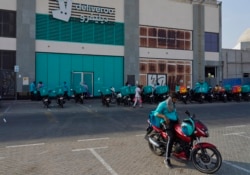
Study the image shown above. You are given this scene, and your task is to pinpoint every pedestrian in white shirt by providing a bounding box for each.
[133,84,142,108]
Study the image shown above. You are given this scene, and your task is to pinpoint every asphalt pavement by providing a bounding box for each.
[0,98,250,175]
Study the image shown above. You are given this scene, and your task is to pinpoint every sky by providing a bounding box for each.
[221,0,250,49]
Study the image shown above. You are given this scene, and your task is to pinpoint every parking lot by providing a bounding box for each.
[0,99,250,175]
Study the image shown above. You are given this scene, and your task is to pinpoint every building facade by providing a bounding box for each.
[0,0,222,99]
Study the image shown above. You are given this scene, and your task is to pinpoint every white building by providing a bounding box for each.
[0,0,222,99]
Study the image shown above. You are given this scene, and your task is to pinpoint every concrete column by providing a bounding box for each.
[218,2,223,83]
[192,4,205,87]
[124,0,139,85]
[16,0,36,93]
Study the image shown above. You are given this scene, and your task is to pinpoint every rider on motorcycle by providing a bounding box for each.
[153,93,178,168]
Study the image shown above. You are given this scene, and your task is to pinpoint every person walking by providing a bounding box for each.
[133,84,142,108]
[29,81,36,101]
[36,81,44,100]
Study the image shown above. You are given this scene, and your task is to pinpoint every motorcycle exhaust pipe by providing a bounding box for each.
[148,137,160,147]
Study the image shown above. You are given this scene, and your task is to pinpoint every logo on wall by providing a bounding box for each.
[147,74,167,87]
[52,0,72,22]
[49,0,116,24]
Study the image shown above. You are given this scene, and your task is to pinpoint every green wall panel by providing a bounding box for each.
[59,55,71,86]
[36,14,48,40]
[105,25,115,44]
[36,53,48,86]
[61,22,72,42]
[94,24,105,43]
[36,14,124,46]
[93,56,105,95]
[103,57,114,85]
[48,54,60,88]
[48,18,60,41]
[83,23,94,43]
[83,55,94,71]
[71,55,83,72]
[72,21,83,42]
[113,57,124,89]
[36,53,124,96]
[115,23,124,45]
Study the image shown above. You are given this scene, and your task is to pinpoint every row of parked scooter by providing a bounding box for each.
[175,82,249,104]
[98,85,170,107]
[36,86,88,108]
[37,81,250,108]
[98,81,250,107]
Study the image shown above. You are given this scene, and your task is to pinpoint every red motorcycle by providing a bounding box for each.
[146,110,222,174]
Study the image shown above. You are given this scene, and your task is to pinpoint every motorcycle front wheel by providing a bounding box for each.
[191,146,222,174]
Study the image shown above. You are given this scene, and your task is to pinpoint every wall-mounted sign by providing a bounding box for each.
[147,74,167,87]
[49,0,116,24]
[23,77,29,85]
[14,65,19,73]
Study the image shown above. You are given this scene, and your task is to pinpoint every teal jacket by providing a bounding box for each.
[153,100,178,124]
[29,82,36,92]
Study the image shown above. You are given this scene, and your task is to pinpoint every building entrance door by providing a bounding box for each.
[72,72,93,96]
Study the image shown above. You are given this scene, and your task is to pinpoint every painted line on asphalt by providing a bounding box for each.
[77,137,109,142]
[225,125,246,128]
[37,150,48,155]
[223,132,245,136]
[72,146,108,152]
[0,104,12,122]
[6,143,45,148]
[72,146,118,175]
[44,111,58,123]
[89,148,118,175]
[135,134,145,137]
[236,134,250,139]
[3,106,11,113]
[223,132,250,139]
[223,160,250,174]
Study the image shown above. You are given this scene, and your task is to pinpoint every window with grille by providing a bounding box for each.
[205,32,219,52]
[0,50,16,70]
[140,26,192,50]
[0,10,16,37]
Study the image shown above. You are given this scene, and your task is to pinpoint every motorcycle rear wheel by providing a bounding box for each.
[148,132,165,156]
[191,146,222,174]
